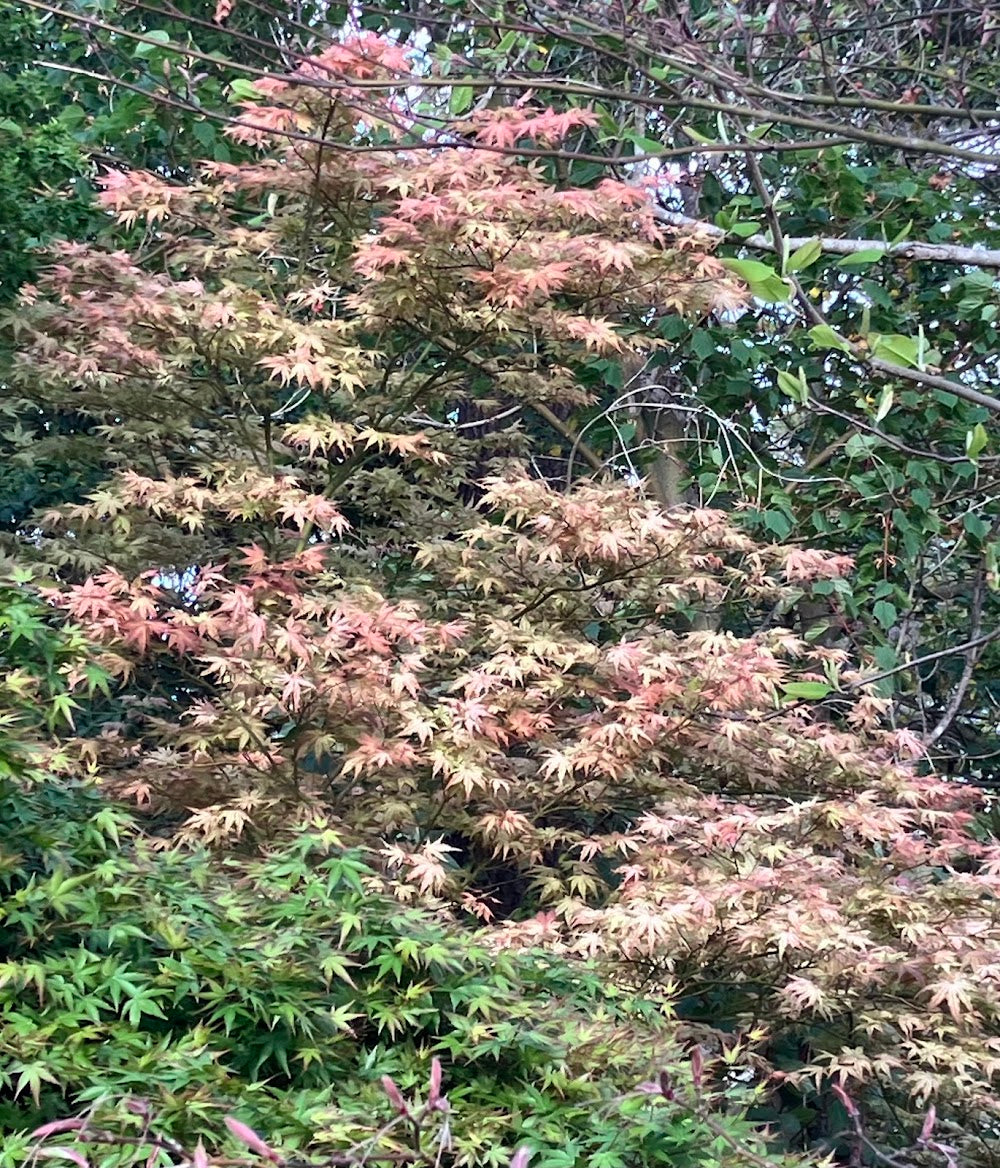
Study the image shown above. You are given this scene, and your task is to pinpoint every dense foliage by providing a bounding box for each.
[3,3,1000,1168]
[2,787,732,1168]
[1,586,773,1168]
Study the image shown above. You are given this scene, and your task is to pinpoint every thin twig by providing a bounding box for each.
[924,565,988,747]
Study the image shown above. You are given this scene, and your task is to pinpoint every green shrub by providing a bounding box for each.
[0,774,773,1168]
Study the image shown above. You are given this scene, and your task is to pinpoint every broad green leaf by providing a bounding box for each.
[449,85,474,114]
[776,368,808,404]
[837,248,885,268]
[808,324,852,353]
[786,239,823,272]
[780,681,832,700]
[134,28,172,57]
[763,509,793,539]
[872,600,897,630]
[630,136,666,154]
[193,120,217,149]
[681,124,716,145]
[845,433,878,458]
[874,387,894,422]
[871,644,900,695]
[722,258,791,303]
[691,329,716,359]
[230,78,260,100]
[723,258,779,284]
[870,333,921,367]
[966,422,989,462]
[986,542,1000,590]
[964,512,989,540]
[889,219,913,245]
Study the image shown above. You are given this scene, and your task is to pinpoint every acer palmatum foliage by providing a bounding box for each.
[10,31,1000,1162]
[8,32,740,576]
[47,468,1000,1150]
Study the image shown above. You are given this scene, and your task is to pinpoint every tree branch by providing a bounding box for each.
[657,210,1000,272]
[848,628,1000,692]
[923,567,987,748]
[663,194,1000,415]
[531,401,604,473]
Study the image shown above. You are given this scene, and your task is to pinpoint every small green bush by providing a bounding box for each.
[1,773,768,1168]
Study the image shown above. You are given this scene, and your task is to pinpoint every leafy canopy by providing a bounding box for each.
[4,16,1000,1168]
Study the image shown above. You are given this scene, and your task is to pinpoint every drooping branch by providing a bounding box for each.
[865,357,1000,415]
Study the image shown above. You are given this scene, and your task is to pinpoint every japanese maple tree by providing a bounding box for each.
[8,30,1000,1168]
